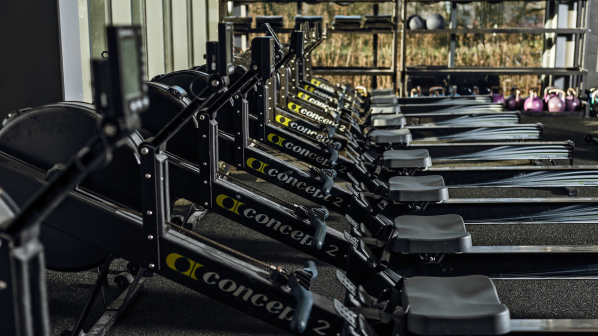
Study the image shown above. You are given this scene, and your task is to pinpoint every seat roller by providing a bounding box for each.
[382,149,432,169]
[393,214,471,253]
[402,275,511,335]
[387,175,448,202]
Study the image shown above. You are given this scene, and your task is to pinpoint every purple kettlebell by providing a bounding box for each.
[490,86,505,103]
[546,88,566,112]
[565,88,580,111]
[524,88,543,112]
[506,89,522,110]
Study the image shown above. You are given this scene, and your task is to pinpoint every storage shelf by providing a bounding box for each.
[329,28,396,34]
[405,28,587,35]
[405,66,588,76]
[312,67,394,76]
[407,0,586,2]
[227,0,394,2]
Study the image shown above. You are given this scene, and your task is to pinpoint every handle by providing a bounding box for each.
[327,142,340,167]
[356,86,368,97]
[318,168,338,196]
[548,88,566,98]
[307,207,328,250]
[410,88,419,97]
[288,261,318,333]
[567,88,577,97]
[322,124,336,139]
[429,86,445,96]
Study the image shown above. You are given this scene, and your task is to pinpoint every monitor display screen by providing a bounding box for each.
[119,37,141,98]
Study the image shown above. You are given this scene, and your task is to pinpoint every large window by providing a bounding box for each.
[76,0,216,102]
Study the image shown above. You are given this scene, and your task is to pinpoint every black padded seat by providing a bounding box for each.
[370,104,401,114]
[382,149,432,169]
[388,175,448,202]
[369,129,412,144]
[371,114,406,127]
[371,95,398,105]
[402,275,511,335]
[370,88,395,96]
[393,214,471,253]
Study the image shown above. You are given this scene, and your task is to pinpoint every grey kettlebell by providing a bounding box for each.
[408,15,426,30]
[426,13,445,30]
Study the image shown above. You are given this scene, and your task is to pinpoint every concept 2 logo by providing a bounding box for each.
[165,252,332,335]
[274,115,332,144]
[264,133,349,175]
[297,92,333,111]
[245,157,344,208]
[214,193,341,257]
[286,102,346,132]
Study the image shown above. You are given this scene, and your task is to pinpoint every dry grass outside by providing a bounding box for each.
[245,1,548,92]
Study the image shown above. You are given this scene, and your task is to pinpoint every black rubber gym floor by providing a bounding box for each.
[47,116,598,335]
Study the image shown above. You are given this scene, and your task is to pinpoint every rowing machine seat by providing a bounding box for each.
[369,129,412,145]
[369,88,395,96]
[393,214,471,253]
[382,149,431,169]
[402,275,511,335]
[371,95,398,105]
[370,114,406,127]
[370,104,401,114]
[388,175,448,202]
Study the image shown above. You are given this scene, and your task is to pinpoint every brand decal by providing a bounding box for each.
[274,115,333,144]
[165,252,332,335]
[245,157,344,208]
[215,193,341,258]
[286,102,346,132]
[216,194,243,215]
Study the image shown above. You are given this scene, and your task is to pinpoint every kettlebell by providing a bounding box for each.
[425,13,445,30]
[472,86,479,95]
[565,88,580,111]
[490,86,505,104]
[546,88,566,112]
[543,86,558,105]
[408,15,426,30]
[524,88,543,112]
[429,86,445,97]
[410,87,420,97]
[505,88,523,110]
[451,85,460,97]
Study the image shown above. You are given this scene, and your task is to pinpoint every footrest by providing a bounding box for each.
[388,175,448,202]
[371,114,406,127]
[393,214,471,253]
[370,104,401,114]
[382,149,431,169]
[369,88,395,96]
[402,275,511,335]
[371,95,398,105]
[369,129,412,145]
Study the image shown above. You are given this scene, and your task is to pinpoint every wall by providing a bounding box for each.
[0,0,219,120]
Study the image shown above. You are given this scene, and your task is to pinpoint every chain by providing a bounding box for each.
[167,152,309,214]
[252,141,312,169]
[216,169,308,215]
[101,201,277,271]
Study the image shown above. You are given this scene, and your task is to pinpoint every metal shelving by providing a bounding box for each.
[399,0,591,96]
[405,28,587,34]
[223,0,400,89]
[405,66,588,76]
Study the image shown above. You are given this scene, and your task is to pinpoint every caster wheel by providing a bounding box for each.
[127,262,140,274]
[183,222,196,230]
[60,328,73,336]
[114,272,134,289]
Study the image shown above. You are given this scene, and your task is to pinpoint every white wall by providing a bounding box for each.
[61,0,218,101]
